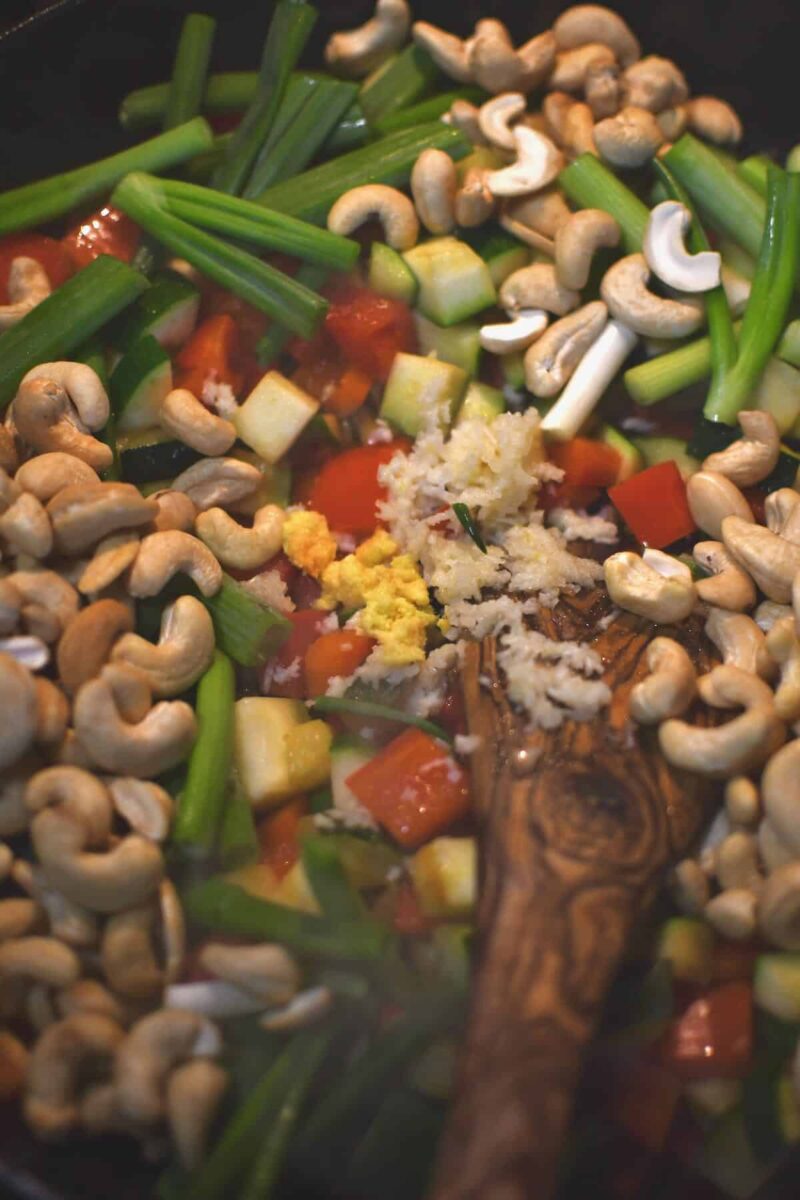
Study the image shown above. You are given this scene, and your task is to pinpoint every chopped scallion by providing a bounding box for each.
[452,502,487,554]
[311,696,453,745]
[164,13,217,131]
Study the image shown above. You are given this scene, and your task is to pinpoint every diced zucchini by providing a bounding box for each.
[284,719,333,793]
[655,917,714,986]
[414,314,482,377]
[234,370,319,464]
[269,859,321,914]
[322,831,401,890]
[227,448,292,514]
[409,1039,458,1100]
[632,435,700,482]
[380,351,468,436]
[463,225,530,287]
[755,357,800,435]
[403,237,496,326]
[693,1110,774,1200]
[114,271,200,352]
[331,736,376,826]
[118,427,201,484]
[743,1065,800,1162]
[234,696,308,810]
[409,837,477,918]
[598,423,643,482]
[110,335,172,433]
[755,954,800,1021]
[501,351,526,391]
[369,242,418,304]
[456,381,505,425]
[224,861,278,903]
[684,1078,742,1120]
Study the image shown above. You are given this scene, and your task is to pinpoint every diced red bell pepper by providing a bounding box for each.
[549,437,623,488]
[175,313,244,397]
[258,798,307,879]
[308,441,411,536]
[392,880,434,936]
[606,1052,683,1153]
[62,205,140,269]
[347,728,470,849]
[660,981,753,1080]
[608,460,696,549]
[538,482,601,513]
[324,284,416,381]
[304,629,375,697]
[0,233,73,303]
[262,609,333,699]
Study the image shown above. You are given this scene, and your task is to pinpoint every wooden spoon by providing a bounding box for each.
[431,587,717,1200]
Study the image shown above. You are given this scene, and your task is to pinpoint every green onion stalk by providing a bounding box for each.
[164,13,217,130]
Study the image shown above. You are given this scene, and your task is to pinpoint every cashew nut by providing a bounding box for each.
[671,858,711,915]
[539,318,638,441]
[702,411,780,488]
[550,43,616,93]
[259,985,333,1031]
[77,531,141,595]
[0,898,44,941]
[759,863,800,950]
[659,664,785,778]
[722,515,800,603]
[643,201,722,294]
[705,889,758,941]
[152,489,198,534]
[759,817,797,873]
[716,830,763,891]
[56,979,127,1024]
[22,362,109,430]
[0,758,40,837]
[410,147,459,236]
[14,451,99,502]
[195,503,284,573]
[48,482,156,556]
[594,106,664,168]
[686,96,743,146]
[172,456,262,511]
[412,22,473,83]
[487,127,564,198]
[467,20,525,94]
[755,600,793,633]
[686,471,754,539]
[114,1009,221,1125]
[555,209,620,290]
[500,261,580,317]
[515,31,558,93]
[761,739,800,859]
[166,1058,228,1172]
[629,636,696,723]
[766,616,800,721]
[693,541,756,611]
[15,861,98,949]
[0,578,21,635]
[127,530,222,599]
[324,0,410,78]
[503,189,572,242]
[479,309,548,355]
[0,1030,29,1102]
[552,6,640,68]
[0,257,51,329]
[444,98,488,145]
[328,184,419,251]
[765,489,800,546]
[704,607,774,680]
[0,936,80,990]
[34,677,69,747]
[0,653,37,771]
[101,902,163,999]
[600,253,703,338]
[523,300,607,397]
[584,61,623,119]
[111,594,215,697]
[109,778,173,842]
[13,376,111,471]
[0,492,52,558]
[24,1013,124,1139]
[623,55,689,112]
[0,425,17,475]
[657,104,689,142]
[478,92,527,151]
[73,662,197,779]
[9,571,79,647]
[56,598,134,695]
[159,388,236,457]
[199,941,301,1006]
[454,167,496,228]
[604,550,696,624]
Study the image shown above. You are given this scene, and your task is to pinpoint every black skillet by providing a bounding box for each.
[0,1,798,1196]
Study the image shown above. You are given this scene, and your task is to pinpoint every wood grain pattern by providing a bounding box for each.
[432,589,717,1200]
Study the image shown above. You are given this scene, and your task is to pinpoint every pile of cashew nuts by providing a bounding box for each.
[0,358,320,1165]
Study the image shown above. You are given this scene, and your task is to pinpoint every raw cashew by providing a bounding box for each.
[468,20,525,93]
[693,541,756,611]
[705,889,758,941]
[16,862,98,948]
[560,102,598,157]
[34,677,69,746]
[454,168,496,228]
[478,92,526,151]
[327,184,419,251]
[600,253,703,338]
[195,503,284,571]
[629,636,696,723]
[151,489,197,534]
[47,482,157,555]
[0,652,37,771]
[623,55,689,112]
[765,489,800,546]
[14,451,99,502]
[0,578,21,635]
[0,492,52,558]
[702,411,780,487]
[500,262,580,317]
[584,61,623,119]
[487,126,564,198]
[160,388,236,456]
[24,1013,124,1139]
[111,595,215,697]
[56,598,134,694]
[643,201,722,294]
[128,530,222,598]
[704,607,774,680]
[716,831,762,891]
[0,257,51,329]
[550,43,616,93]
[766,616,800,721]
[0,425,17,475]
[412,22,473,83]
[25,766,113,846]
[594,106,664,168]
[759,863,800,950]
[22,362,109,430]
[657,104,689,142]
[554,209,620,290]
[444,99,488,146]
[0,759,40,837]
[523,300,607,397]
[722,515,800,603]
[686,471,754,539]
[166,1058,229,1172]
[77,531,141,595]
[604,550,695,624]
[552,6,640,67]
[754,600,793,633]
[687,96,743,145]
[0,898,44,941]
[324,0,410,78]
[56,980,127,1024]
[761,740,800,858]
[13,375,111,471]
[109,778,173,842]
[101,902,163,998]
[672,858,711,915]
[0,1030,28,1101]
[199,941,301,1005]
[114,1009,222,1125]
[0,937,80,990]
[172,456,262,511]
[9,571,79,646]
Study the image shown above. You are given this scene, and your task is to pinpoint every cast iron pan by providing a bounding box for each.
[0,2,798,1197]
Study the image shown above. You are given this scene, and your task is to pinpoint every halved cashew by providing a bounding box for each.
[702,411,780,488]
[629,636,696,724]
[555,209,620,290]
[524,301,607,398]
[199,942,301,1006]
[56,979,127,1024]
[550,42,616,93]
[479,309,548,355]
[129,531,222,600]
[0,898,44,941]
[0,653,37,771]
[705,889,758,941]
[47,482,157,555]
[14,451,99,502]
[704,608,774,680]
[722,515,800,603]
[78,532,141,595]
[759,863,800,950]
[539,318,637,441]
[324,0,410,78]
[657,104,689,142]
[114,1009,222,1125]
[172,456,262,511]
[500,188,571,252]
[160,389,236,457]
[766,617,800,721]
[500,262,580,317]
[25,766,113,846]
[686,471,754,539]
[444,99,488,146]
[101,902,163,998]
[412,22,473,83]
[56,599,134,695]
[167,1059,229,1172]
[623,55,688,112]
[600,253,703,338]
[152,489,198,534]
[552,5,640,67]
[109,778,173,842]
[659,665,785,778]
[604,550,695,624]
[454,167,496,228]
[328,184,419,251]
[686,96,743,146]
[725,776,761,827]
[0,257,51,329]
[410,148,458,235]
[25,1013,124,1139]
[487,127,564,198]
[594,106,664,168]
[478,92,527,150]
[0,937,80,990]
[643,201,722,294]
[15,862,98,949]
[12,377,111,471]
[34,678,69,747]
[765,489,800,546]
[693,541,756,611]
[584,61,623,119]
[111,595,215,697]
[0,492,52,558]
[195,503,284,571]
[22,362,109,431]
[74,662,197,779]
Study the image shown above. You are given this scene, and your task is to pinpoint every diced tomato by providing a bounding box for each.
[258,799,306,879]
[549,437,623,489]
[606,1052,682,1153]
[62,205,140,268]
[710,938,759,984]
[309,441,411,535]
[263,609,333,698]
[608,461,696,549]
[660,982,753,1080]
[201,287,268,362]
[347,728,470,849]
[304,629,375,697]
[175,313,244,397]
[392,880,434,936]
[325,284,416,381]
[538,481,601,514]
[327,366,373,417]
[0,233,73,303]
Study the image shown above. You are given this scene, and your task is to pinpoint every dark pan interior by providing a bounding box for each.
[1,1,799,1196]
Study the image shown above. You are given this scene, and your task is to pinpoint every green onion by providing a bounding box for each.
[201,574,291,668]
[0,256,147,411]
[359,45,440,124]
[164,14,216,130]
[172,650,235,857]
[212,0,317,196]
[777,319,800,369]
[738,155,770,197]
[120,71,258,129]
[664,134,766,259]
[788,145,800,173]
[321,101,371,155]
[112,173,328,338]
[0,118,213,238]
[155,177,358,270]
[311,696,453,744]
[184,878,391,960]
[254,122,471,224]
[452,502,487,554]
[73,335,109,389]
[624,331,723,406]
[559,153,650,252]
[243,73,321,177]
[219,782,260,870]
[301,836,367,924]
[257,264,329,365]
[374,87,485,135]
